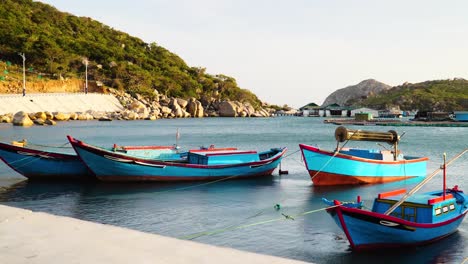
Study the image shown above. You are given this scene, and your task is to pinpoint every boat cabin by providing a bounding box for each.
[113,145,181,160]
[372,189,460,224]
[339,148,403,161]
[187,150,260,165]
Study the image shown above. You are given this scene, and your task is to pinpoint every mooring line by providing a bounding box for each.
[282,149,300,159]
[28,142,72,149]
[179,204,342,240]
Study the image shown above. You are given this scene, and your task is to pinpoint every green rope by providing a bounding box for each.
[282,149,300,159]
[179,204,342,240]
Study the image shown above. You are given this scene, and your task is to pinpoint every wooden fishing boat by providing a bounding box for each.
[0,140,183,181]
[299,126,428,185]
[323,151,468,250]
[67,136,287,182]
[0,141,94,180]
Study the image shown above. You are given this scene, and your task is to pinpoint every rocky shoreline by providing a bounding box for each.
[0,88,296,126]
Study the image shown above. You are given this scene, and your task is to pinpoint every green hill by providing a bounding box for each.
[354,79,468,111]
[0,0,262,108]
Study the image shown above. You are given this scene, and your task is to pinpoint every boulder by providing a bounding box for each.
[170,99,184,118]
[182,109,191,118]
[35,112,47,120]
[28,113,37,121]
[218,101,238,117]
[187,98,204,118]
[176,98,188,108]
[1,113,12,123]
[159,96,170,106]
[54,112,70,121]
[233,101,245,116]
[69,113,78,120]
[129,100,146,111]
[89,111,106,120]
[78,112,95,120]
[151,101,161,110]
[122,110,138,120]
[33,118,45,125]
[13,111,34,126]
[45,119,57,125]
[161,106,172,115]
[45,112,54,120]
[98,116,112,121]
[150,108,161,118]
[243,103,255,117]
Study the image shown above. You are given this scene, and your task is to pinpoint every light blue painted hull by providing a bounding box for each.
[299,144,428,185]
[0,142,92,180]
[69,137,286,182]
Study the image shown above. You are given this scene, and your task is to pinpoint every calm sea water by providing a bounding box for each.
[0,117,467,264]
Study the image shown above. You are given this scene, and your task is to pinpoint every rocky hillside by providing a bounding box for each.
[0,0,264,109]
[359,79,468,111]
[322,79,391,106]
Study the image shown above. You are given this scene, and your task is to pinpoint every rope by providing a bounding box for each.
[309,130,359,180]
[384,148,468,215]
[3,142,71,170]
[282,149,300,159]
[27,142,72,149]
[179,204,342,240]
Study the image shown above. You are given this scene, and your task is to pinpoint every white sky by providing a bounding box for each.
[38,0,468,108]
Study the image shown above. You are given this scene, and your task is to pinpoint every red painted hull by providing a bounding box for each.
[309,171,417,186]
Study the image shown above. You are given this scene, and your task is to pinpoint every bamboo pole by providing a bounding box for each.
[384,148,468,215]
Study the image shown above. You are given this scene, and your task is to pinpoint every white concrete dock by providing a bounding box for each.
[0,205,308,264]
[0,93,123,115]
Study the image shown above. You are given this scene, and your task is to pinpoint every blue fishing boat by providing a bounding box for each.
[67,136,287,182]
[299,126,428,185]
[0,140,183,181]
[323,151,468,250]
[0,141,93,180]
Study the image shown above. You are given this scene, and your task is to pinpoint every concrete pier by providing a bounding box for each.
[0,205,307,264]
[0,93,123,115]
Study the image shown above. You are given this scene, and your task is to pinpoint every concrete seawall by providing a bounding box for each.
[0,93,123,115]
[0,205,307,264]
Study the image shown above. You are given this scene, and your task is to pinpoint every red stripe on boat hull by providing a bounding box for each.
[96,169,276,182]
[309,170,416,186]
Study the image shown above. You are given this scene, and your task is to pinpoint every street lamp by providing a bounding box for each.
[82,58,88,94]
[18,52,26,96]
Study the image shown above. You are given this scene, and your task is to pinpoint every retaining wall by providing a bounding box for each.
[0,93,123,115]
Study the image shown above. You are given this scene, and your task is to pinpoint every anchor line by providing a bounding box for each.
[179,204,343,240]
[310,130,357,180]
[27,142,72,149]
[282,149,300,159]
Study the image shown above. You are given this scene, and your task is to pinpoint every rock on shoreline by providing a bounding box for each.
[0,88,285,126]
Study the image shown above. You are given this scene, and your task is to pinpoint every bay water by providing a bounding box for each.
[0,117,466,263]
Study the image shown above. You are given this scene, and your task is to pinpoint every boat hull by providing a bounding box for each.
[0,142,93,180]
[69,137,286,182]
[299,144,428,186]
[328,205,467,250]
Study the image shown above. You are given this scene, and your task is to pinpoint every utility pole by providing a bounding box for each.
[83,58,89,94]
[18,53,26,96]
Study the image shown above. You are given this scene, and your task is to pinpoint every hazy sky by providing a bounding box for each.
[38,0,468,108]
